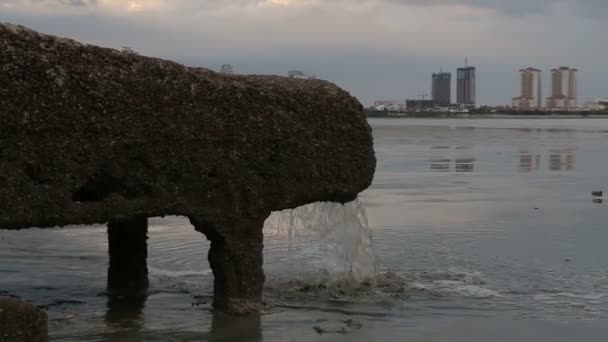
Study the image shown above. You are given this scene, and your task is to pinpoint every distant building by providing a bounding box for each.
[220,64,234,74]
[457,65,476,107]
[406,99,436,110]
[512,67,542,109]
[432,71,451,107]
[584,98,608,110]
[373,100,404,112]
[546,67,578,109]
[288,70,316,80]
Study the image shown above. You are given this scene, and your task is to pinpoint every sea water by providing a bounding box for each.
[2,118,608,341]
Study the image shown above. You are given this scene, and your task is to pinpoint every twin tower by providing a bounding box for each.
[512,67,578,110]
[432,65,476,108]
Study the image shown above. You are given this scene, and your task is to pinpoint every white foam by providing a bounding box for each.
[408,269,500,298]
[455,285,501,298]
[555,292,605,301]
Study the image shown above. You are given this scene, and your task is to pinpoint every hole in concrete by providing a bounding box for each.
[72,171,145,202]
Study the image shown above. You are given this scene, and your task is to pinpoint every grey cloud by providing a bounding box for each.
[387,0,608,16]
[30,0,97,6]
[8,0,608,17]
[1,0,607,105]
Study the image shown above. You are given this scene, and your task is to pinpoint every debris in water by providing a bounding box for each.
[342,319,363,330]
[313,320,356,335]
[313,326,324,334]
[592,191,603,197]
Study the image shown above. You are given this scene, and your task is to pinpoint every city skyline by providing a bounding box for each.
[2,1,607,106]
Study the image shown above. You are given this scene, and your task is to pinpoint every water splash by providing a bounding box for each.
[263,200,377,283]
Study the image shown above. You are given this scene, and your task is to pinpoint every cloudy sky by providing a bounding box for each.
[1,0,606,105]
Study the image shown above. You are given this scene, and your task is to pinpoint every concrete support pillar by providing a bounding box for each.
[190,216,266,315]
[107,217,149,297]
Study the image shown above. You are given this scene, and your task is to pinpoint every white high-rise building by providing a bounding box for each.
[512,67,542,109]
[546,67,578,109]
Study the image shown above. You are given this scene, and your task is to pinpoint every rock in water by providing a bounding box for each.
[0,23,376,314]
[0,297,48,342]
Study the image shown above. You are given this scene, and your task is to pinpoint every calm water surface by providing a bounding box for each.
[2,118,608,341]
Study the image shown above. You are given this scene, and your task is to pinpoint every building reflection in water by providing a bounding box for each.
[549,149,575,171]
[519,149,576,172]
[519,150,541,172]
[430,158,451,172]
[429,146,476,172]
[455,158,475,172]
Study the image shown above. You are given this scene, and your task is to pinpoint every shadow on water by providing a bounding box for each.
[98,293,262,342]
[209,312,262,342]
[102,295,147,341]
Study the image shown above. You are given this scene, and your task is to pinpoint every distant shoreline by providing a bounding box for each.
[366,113,608,119]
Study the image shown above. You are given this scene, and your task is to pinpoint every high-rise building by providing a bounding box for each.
[432,71,451,107]
[512,67,542,109]
[457,64,476,107]
[546,67,578,109]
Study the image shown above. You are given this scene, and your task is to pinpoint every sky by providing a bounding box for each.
[1,0,607,106]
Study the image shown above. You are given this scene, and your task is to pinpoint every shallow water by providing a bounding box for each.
[2,118,608,341]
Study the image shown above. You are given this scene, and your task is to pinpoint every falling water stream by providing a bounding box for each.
[263,200,377,283]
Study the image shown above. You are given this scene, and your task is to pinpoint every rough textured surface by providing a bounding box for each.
[0,23,376,313]
[0,297,48,342]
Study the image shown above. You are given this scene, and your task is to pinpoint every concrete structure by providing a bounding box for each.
[220,64,234,74]
[288,70,316,80]
[432,71,451,107]
[457,65,476,107]
[512,67,542,109]
[546,67,578,109]
[0,23,376,315]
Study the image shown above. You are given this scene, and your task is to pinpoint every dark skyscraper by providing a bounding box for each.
[457,63,476,106]
[432,71,451,107]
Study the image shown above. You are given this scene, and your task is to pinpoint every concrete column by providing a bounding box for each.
[107,217,149,297]
[190,216,266,315]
